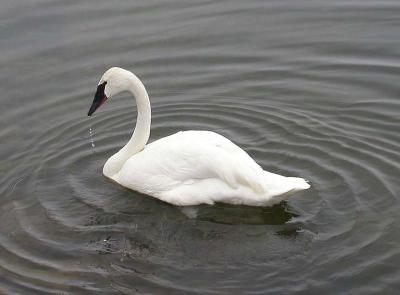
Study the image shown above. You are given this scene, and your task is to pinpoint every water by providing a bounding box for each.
[1,0,400,294]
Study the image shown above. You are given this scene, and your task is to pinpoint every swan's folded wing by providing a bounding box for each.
[117,131,267,195]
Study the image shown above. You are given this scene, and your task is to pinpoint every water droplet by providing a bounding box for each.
[89,119,96,149]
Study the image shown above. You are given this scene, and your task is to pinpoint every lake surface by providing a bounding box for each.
[1,0,400,294]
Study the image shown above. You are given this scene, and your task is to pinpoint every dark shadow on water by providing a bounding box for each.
[189,201,298,225]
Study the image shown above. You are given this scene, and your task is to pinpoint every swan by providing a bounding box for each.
[87,67,310,206]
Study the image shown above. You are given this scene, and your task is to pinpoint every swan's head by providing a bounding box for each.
[88,67,133,116]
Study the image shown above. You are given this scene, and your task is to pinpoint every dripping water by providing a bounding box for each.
[88,118,96,149]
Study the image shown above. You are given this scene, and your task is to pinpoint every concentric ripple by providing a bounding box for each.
[2,92,399,293]
[1,0,400,294]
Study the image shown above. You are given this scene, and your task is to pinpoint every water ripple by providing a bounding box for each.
[2,0,400,293]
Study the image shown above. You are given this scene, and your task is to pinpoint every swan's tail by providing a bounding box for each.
[287,177,311,192]
[263,172,311,194]
[263,172,311,205]
[265,177,310,206]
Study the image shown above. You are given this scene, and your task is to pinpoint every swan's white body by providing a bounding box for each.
[91,67,310,207]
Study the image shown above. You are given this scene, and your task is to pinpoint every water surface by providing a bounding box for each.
[1,0,400,294]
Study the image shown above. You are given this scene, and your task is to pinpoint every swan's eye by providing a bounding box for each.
[87,81,108,116]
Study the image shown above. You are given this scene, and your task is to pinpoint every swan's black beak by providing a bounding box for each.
[88,81,108,116]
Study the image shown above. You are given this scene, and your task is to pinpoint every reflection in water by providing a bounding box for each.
[189,202,297,225]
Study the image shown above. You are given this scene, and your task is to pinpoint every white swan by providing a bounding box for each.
[88,67,310,206]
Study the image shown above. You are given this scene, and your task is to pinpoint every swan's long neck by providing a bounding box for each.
[103,73,151,178]
[122,75,151,155]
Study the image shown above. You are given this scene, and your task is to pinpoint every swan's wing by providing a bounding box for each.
[118,131,266,194]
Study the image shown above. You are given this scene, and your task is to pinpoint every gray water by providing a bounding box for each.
[1,0,400,294]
